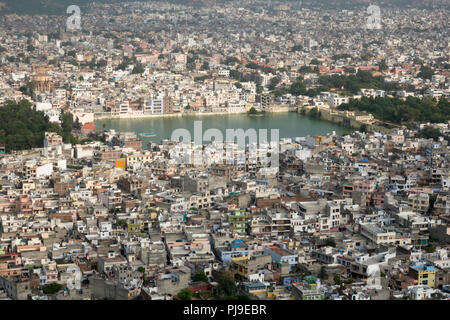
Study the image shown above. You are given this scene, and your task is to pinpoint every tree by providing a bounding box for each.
[61,112,73,133]
[248,107,258,115]
[0,100,77,152]
[60,112,78,145]
[332,53,351,61]
[338,96,450,125]
[359,124,368,133]
[333,274,342,286]
[131,64,145,74]
[413,57,423,65]
[419,126,442,141]
[325,238,336,247]
[291,44,303,52]
[193,270,208,283]
[298,66,315,73]
[418,66,434,80]
[318,70,398,94]
[217,273,236,297]
[42,282,63,294]
[289,81,307,96]
[268,77,280,91]
[137,266,145,273]
[224,56,240,65]
[428,194,437,215]
[377,59,388,71]
[194,75,211,82]
[344,278,355,284]
[19,81,35,97]
[318,266,328,280]
[201,62,210,71]
[178,288,193,300]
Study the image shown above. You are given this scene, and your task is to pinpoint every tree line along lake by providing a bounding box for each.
[95,112,352,146]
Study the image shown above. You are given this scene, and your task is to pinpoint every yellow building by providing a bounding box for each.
[231,255,272,279]
[115,158,126,168]
[231,256,250,278]
[409,264,436,288]
[127,223,142,234]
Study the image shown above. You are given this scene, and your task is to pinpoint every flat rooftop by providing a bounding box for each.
[267,246,293,257]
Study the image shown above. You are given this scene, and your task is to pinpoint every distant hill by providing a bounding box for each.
[0,0,176,15]
[0,0,446,15]
[0,0,152,15]
[0,0,80,15]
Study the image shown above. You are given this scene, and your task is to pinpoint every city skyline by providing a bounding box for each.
[0,0,448,306]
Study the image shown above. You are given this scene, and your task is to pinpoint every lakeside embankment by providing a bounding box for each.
[298,106,395,134]
[94,111,251,120]
[94,106,297,121]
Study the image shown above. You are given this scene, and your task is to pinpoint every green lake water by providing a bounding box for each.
[96,112,352,147]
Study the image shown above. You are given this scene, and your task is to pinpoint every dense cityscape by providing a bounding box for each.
[0,0,448,302]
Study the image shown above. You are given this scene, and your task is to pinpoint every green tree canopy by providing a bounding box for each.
[338,96,450,125]
[42,282,63,294]
[318,70,398,94]
[217,272,236,297]
[0,100,77,152]
[201,62,210,71]
[325,238,336,247]
[131,64,145,74]
[193,270,208,283]
[419,126,443,141]
[418,66,434,80]
[178,288,193,300]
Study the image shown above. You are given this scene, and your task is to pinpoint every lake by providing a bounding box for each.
[96,112,352,147]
